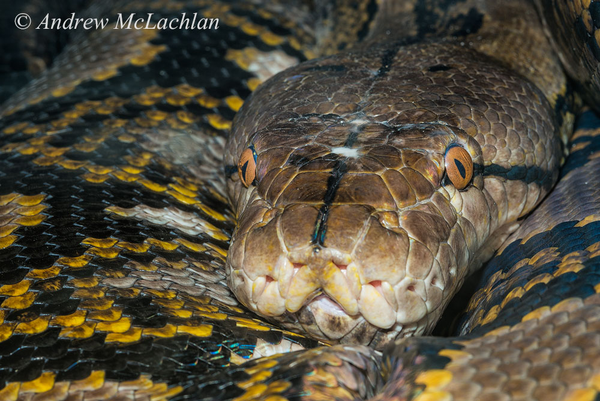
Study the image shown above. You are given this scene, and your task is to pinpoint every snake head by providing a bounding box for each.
[224,42,560,348]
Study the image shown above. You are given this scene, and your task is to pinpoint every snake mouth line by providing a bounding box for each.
[236,253,444,336]
[254,263,397,312]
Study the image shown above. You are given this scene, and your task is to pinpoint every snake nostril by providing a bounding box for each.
[266,275,274,283]
[292,263,304,269]
[407,285,415,292]
[335,264,347,271]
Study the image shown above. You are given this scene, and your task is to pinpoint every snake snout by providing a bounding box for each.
[227,197,462,346]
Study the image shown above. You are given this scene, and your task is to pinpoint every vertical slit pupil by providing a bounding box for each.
[454,158,466,179]
[241,161,249,181]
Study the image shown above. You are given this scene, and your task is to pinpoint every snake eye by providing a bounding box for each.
[444,146,473,190]
[238,146,257,187]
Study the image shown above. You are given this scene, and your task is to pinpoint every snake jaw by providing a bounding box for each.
[226,175,476,347]
[346,262,363,298]
[275,256,296,298]
[394,277,429,324]
[302,296,363,340]
[320,262,360,315]
[251,275,267,303]
[233,232,449,340]
[358,282,397,328]
[284,265,320,313]
[255,277,287,316]
[227,173,466,345]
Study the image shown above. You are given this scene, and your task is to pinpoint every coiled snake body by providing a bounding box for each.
[0,0,600,400]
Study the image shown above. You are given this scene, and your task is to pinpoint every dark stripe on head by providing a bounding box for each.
[287,154,311,167]
[344,130,360,148]
[303,65,347,72]
[225,164,238,178]
[374,38,418,78]
[312,161,348,245]
[428,64,452,72]
[482,164,554,190]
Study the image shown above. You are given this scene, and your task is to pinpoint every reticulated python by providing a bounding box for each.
[1,0,600,400]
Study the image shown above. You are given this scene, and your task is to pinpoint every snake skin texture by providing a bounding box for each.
[0,0,599,400]
[535,0,600,112]
[224,0,568,347]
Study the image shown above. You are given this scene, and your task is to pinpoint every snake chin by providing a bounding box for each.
[297,294,427,347]
[229,259,442,348]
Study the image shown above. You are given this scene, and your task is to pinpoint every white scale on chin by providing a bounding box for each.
[310,294,348,315]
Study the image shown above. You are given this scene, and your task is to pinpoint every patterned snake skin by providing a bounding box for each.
[0,0,599,400]
[224,0,570,348]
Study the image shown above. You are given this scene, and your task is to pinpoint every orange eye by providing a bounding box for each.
[238,146,257,187]
[444,146,473,190]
